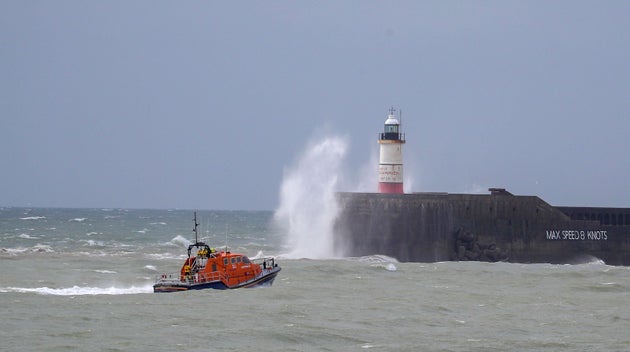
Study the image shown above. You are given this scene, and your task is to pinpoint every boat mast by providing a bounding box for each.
[193,211,200,244]
[224,223,229,253]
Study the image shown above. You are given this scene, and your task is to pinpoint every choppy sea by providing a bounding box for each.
[1,207,629,351]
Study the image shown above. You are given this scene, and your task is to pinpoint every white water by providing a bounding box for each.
[275,136,348,259]
[3,285,152,295]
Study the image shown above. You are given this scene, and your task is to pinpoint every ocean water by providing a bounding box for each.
[2,207,630,351]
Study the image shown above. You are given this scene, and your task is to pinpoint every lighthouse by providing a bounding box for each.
[378,107,405,194]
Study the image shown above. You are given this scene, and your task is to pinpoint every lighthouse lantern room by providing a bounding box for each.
[377,107,405,194]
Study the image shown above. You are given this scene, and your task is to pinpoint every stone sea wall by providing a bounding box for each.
[334,192,630,265]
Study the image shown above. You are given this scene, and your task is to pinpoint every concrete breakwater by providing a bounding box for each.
[334,190,630,265]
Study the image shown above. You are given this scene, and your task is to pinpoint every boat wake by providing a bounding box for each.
[2,285,153,296]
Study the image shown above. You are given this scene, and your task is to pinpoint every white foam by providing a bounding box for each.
[383,263,398,271]
[83,240,105,247]
[250,250,265,260]
[586,258,607,266]
[356,255,398,271]
[367,262,398,272]
[358,254,400,264]
[1,247,23,255]
[20,216,46,220]
[572,255,608,266]
[18,233,39,239]
[31,244,54,253]
[144,253,185,261]
[94,270,117,274]
[144,265,157,271]
[0,245,54,255]
[4,285,152,295]
[169,235,191,248]
[69,218,87,222]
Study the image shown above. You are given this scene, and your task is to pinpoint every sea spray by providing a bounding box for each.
[354,144,379,193]
[275,136,348,259]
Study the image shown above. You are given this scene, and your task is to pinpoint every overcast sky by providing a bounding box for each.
[2,1,629,210]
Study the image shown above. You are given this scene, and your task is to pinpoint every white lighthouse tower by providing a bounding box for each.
[378,107,405,194]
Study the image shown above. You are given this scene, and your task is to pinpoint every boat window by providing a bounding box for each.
[242,256,251,264]
[237,256,242,263]
[223,258,228,265]
[231,257,236,264]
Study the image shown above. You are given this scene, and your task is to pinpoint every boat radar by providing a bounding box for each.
[378,107,405,194]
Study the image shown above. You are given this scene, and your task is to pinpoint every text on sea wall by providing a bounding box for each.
[546,230,607,240]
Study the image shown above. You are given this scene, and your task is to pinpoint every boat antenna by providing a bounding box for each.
[224,223,229,253]
[193,211,200,244]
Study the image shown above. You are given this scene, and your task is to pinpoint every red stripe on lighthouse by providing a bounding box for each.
[378,182,404,194]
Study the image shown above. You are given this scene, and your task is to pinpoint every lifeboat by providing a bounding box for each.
[153,212,281,293]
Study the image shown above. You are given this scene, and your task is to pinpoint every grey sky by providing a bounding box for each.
[2,1,629,210]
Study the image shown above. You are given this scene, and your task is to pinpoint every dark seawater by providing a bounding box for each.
[1,207,629,351]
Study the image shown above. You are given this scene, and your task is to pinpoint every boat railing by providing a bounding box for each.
[252,257,278,271]
[194,270,225,283]
[154,273,181,284]
[155,270,226,284]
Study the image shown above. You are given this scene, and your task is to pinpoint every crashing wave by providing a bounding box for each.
[1,244,54,255]
[356,254,399,271]
[169,235,191,248]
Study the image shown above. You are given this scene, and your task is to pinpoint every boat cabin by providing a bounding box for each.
[180,243,270,287]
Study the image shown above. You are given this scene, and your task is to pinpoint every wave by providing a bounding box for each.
[250,250,265,260]
[144,265,157,271]
[18,233,40,239]
[83,239,106,247]
[69,218,87,222]
[2,285,152,295]
[356,254,400,264]
[20,216,46,220]
[376,263,398,272]
[356,254,399,271]
[94,270,117,274]
[0,244,54,255]
[144,253,185,261]
[569,254,608,266]
[168,235,191,248]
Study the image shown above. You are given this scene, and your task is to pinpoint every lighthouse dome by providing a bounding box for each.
[384,114,400,125]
